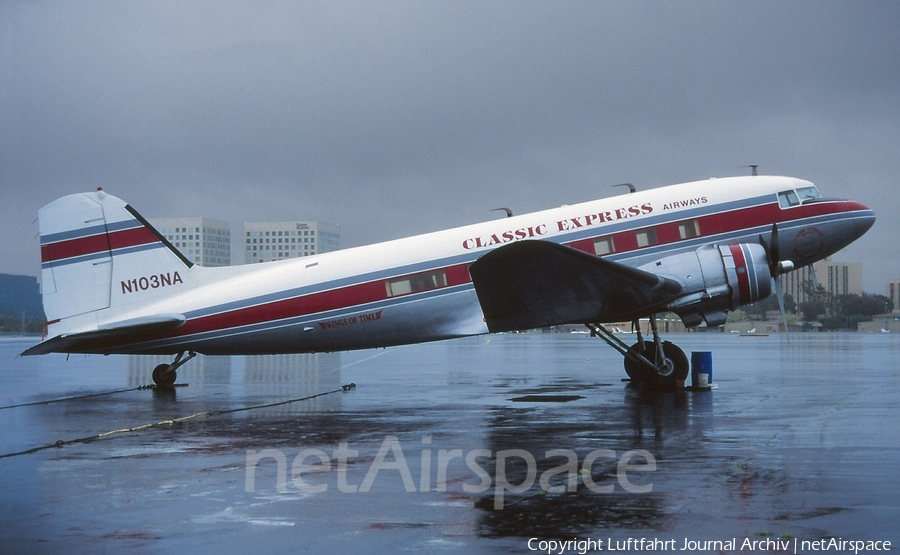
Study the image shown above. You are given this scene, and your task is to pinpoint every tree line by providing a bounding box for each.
[738,282,893,330]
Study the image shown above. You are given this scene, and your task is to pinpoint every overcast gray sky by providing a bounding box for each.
[2,1,898,292]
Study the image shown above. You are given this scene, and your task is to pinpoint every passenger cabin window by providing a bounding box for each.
[593,236,615,255]
[678,220,700,240]
[636,228,658,248]
[386,270,448,297]
[777,190,800,209]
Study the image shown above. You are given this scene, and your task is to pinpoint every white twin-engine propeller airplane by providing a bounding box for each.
[24,175,874,389]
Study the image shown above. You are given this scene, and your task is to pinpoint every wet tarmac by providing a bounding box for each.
[1,332,898,554]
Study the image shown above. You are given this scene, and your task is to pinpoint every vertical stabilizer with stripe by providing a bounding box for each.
[38,190,195,329]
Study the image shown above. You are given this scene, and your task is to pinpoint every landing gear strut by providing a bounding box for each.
[152,351,197,387]
[586,314,689,389]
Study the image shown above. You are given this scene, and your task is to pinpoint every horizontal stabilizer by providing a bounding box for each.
[21,314,186,356]
[469,241,682,332]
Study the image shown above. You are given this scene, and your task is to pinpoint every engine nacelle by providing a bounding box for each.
[637,243,773,327]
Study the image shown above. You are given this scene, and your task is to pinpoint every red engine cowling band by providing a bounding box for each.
[722,243,772,307]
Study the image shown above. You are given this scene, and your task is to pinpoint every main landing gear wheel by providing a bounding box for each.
[585,317,688,390]
[624,340,689,389]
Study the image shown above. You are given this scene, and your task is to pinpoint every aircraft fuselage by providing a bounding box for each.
[34,175,875,356]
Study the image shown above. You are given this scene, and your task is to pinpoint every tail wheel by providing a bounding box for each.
[624,340,688,388]
[152,364,177,387]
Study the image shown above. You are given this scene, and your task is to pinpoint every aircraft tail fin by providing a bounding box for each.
[38,189,196,328]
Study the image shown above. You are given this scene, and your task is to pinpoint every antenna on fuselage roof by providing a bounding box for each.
[613,183,636,194]
[490,207,513,218]
[738,164,759,176]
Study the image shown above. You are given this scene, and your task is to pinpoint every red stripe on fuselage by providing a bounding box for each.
[171,264,473,338]
[566,199,853,256]
[41,227,159,263]
[158,199,853,343]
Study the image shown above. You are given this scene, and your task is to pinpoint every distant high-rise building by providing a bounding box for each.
[779,265,820,306]
[823,257,862,297]
[888,280,900,313]
[0,273,44,320]
[149,217,231,267]
[244,221,341,264]
[780,256,863,310]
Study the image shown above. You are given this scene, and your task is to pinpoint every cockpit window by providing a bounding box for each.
[777,190,800,209]
[796,186,822,203]
[779,186,822,208]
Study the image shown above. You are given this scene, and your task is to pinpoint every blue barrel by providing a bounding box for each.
[691,351,713,387]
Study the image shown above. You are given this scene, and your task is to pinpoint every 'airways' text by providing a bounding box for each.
[662,196,707,211]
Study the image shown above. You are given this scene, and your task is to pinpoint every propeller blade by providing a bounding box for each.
[758,233,771,262]
[760,222,794,276]
[769,222,780,274]
[774,277,792,345]
[761,222,792,343]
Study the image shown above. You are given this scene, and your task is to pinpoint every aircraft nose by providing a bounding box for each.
[848,200,876,238]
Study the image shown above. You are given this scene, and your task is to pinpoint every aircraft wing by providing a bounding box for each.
[468,240,683,332]
[21,314,186,356]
